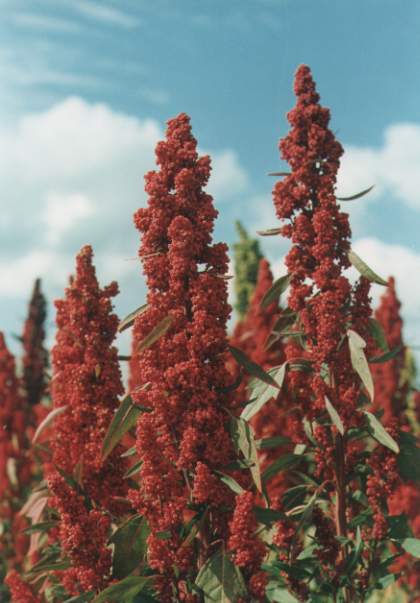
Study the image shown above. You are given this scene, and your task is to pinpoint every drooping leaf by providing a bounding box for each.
[241,363,287,422]
[336,185,374,201]
[118,304,148,333]
[369,345,403,364]
[229,346,281,389]
[124,460,143,479]
[268,171,291,177]
[325,396,345,435]
[92,576,150,603]
[368,318,389,352]
[217,473,245,495]
[63,594,94,603]
[102,392,149,460]
[348,329,374,400]
[256,227,283,236]
[230,417,261,492]
[348,250,387,286]
[32,405,68,444]
[136,315,172,353]
[364,411,399,454]
[262,453,302,483]
[257,435,292,450]
[400,538,420,558]
[23,520,58,535]
[195,549,247,602]
[110,515,149,579]
[261,274,291,309]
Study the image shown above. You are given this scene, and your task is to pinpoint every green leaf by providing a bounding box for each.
[400,537,420,558]
[118,303,148,333]
[337,185,375,201]
[364,411,399,454]
[110,515,149,579]
[266,584,300,603]
[229,346,280,388]
[261,274,291,309]
[368,318,389,352]
[262,453,302,483]
[348,329,374,400]
[124,460,143,479]
[136,315,172,353]
[216,473,245,495]
[195,549,247,602]
[281,485,308,511]
[102,392,149,460]
[254,507,286,525]
[348,250,387,286]
[388,514,413,540]
[369,345,403,364]
[32,405,68,443]
[92,577,150,603]
[64,594,94,603]
[256,227,283,236]
[257,436,291,450]
[241,363,287,422]
[325,396,344,435]
[230,417,261,492]
[344,526,363,575]
[23,520,58,535]
[397,431,420,483]
[268,171,291,177]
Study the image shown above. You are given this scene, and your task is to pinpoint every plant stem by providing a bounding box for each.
[334,433,351,603]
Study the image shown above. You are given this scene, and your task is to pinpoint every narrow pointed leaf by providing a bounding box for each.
[136,315,172,353]
[325,396,345,435]
[229,346,280,388]
[348,250,387,286]
[261,274,291,309]
[364,411,399,454]
[92,576,150,603]
[32,405,68,444]
[268,171,291,177]
[102,393,149,460]
[337,184,374,201]
[195,549,247,602]
[348,329,374,400]
[241,363,287,422]
[369,344,403,364]
[368,318,389,352]
[118,303,148,332]
[216,472,245,495]
[257,227,283,236]
[231,417,261,492]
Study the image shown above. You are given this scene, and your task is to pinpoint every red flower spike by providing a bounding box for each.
[129,113,238,593]
[47,245,127,593]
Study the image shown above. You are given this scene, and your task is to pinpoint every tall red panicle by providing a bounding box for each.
[47,245,127,594]
[371,277,407,425]
[273,65,371,431]
[129,113,238,599]
[22,278,48,408]
[5,570,41,603]
[0,333,23,497]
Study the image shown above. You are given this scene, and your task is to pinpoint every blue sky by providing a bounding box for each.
[1,0,420,358]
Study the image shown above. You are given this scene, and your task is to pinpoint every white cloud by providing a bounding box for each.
[71,1,140,29]
[43,192,95,244]
[0,95,250,350]
[338,122,420,211]
[352,238,420,319]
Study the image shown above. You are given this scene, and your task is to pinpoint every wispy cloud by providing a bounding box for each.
[139,87,169,105]
[71,1,140,29]
[9,13,82,33]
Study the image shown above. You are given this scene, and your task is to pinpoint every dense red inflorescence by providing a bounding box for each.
[47,245,127,594]
[0,333,30,569]
[128,113,244,599]
[371,277,407,425]
[22,278,48,408]
[5,570,42,603]
[228,492,267,600]
[273,64,372,430]
[271,64,378,563]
